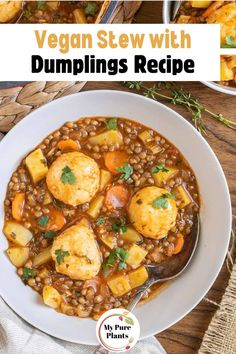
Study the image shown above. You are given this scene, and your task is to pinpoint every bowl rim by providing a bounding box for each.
[0,89,232,344]
[162,1,236,96]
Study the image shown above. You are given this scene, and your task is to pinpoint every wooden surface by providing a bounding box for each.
[83,2,236,352]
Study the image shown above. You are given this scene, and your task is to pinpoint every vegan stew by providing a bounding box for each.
[4,117,200,319]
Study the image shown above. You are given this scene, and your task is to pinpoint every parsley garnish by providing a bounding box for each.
[222,36,236,48]
[42,230,57,239]
[84,1,99,16]
[37,1,47,10]
[109,217,127,234]
[55,249,70,265]
[102,247,128,270]
[116,163,133,180]
[23,267,35,280]
[60,166,76,185]
[96,217,106,225]
[152,163,169,174]
[105,118,117,130]
[152,193,175,209]
[38,215,49,226]
[24,6,32,19]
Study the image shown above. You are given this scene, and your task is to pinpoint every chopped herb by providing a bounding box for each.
[37,1,47,10]
[222,36,236,48]
[152,193,175,209]
[23,267,35,280]
[60,166,77,185]
[55,249,70,265]
[116,163,133,180]
[38,215,49,226]
[105,118,117,130]
[84,1,99,16]
[96,217,106,225]
[24,6,31,18]
[152,163,169,174]
[109,217,127,234]
[102,247,128,270]
[42,230,57,239]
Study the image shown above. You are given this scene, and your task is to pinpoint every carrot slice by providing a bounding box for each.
[104,151,128,174]
[105,185,130,209]
[47,207,66,231]
[202,1,224,18]
[173,233,184,255]
[12,193,25,221]
[57,139,80,152]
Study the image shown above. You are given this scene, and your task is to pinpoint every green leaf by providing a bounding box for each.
[55,249,70,265]
[105,118,117,130]
[125,317,134,326]
[222,36,236,48]
[24,6,32,18]
[152,163,169,174]
[116,163,133,180]
[85,2,99,16]
[163,192,175,199]
[23,267,35,280]
[117,261,127,270]
[110,217,127,234]
[60,166,77,185]
[102,247,128,270]
[38,215,49,226]
[42,230,57,239]
[37,1,47,10]
[96,217,106,225]
[152,193,175,209]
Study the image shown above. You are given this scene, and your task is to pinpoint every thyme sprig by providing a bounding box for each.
[124,81,236,134]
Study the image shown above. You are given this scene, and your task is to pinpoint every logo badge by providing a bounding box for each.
[96,308,140,352]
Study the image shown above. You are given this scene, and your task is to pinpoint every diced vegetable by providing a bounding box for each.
[202,1,224,18]
[88,130,123,146]
[25,148,48,184]
[87,195,104,218]
[107,274,131,297]
[47,1,59,10]
[43,191,52,205]
[3,221,33,246]
[73,8,87,23]
[128,266,148,289]
[105,185,130,209]
[99,169,112,191]
[126,244,147,267]
[7,246,29,267]
[12,193,25,221]
[191,1,212,8]
[121,227,143,244]
[138,130,152,144]
[38,267,50,279]
[153,167,178,186]
[33,247,52,267]
[166,233,184,257]
[100,234,117,250]
[228,57,236,70]
[104,151,128,174]
[175,185,192,208]
[177,15,191,23]
[43,285,61,309]
[46,207,65,231]
[148,142,163,154]
[57,139,80,152]
[221,60,234,81]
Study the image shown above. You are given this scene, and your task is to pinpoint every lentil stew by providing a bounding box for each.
[3,117,200,319]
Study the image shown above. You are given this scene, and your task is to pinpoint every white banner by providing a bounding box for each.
[0,24,220,81]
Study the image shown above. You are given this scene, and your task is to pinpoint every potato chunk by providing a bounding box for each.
[25,148,48,184]
[153,167,178,186]
[7,247,29,267]
[175,185,192,208]
[43,285,61,309]
[220,61,234,81]
[128,266,148,289]
[191,1,212,8]
[107,274,131,297]
[99,169,112,191]
[33,247,52,267]
[121,227,143,244]
[126,244,147,267]
[3,221,33,246]
[88,130,123,146]
[87,195,104,218]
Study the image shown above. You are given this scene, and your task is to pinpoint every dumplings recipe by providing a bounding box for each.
[3,117,200,319]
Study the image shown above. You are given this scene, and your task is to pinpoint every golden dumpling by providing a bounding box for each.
[46,152,100,206]
[0,1,22,23]
[51,218,101,280]
[128,186,177,239]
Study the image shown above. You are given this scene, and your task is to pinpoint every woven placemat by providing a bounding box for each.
[0,0,142,133]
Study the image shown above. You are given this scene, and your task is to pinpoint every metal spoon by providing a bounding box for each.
[95,214,200,353]
[171,1,182,21]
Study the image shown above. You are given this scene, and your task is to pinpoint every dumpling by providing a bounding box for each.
[0,1,22,23]
[128,186,177,239]
[46,152,100,206]
[51,218,101,280]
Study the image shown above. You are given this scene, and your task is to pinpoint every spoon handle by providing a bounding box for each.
[126,278,156,312]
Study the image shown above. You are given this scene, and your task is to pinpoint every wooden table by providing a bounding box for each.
[84,2,236,352]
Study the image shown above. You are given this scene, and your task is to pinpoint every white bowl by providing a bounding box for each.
[162,1,236,96]
[0,90,231,344]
